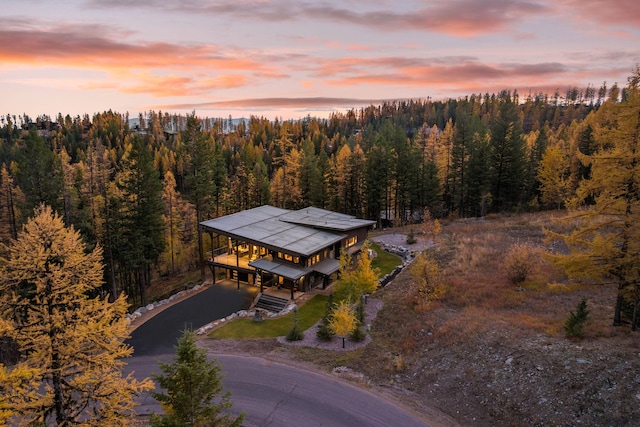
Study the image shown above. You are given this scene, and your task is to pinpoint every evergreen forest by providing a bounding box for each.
[1,76,637,308]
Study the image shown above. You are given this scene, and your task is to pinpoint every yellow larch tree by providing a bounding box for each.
[0,205,151,425]
[329,301,358,348]
[0,318,39,425]
[538,144,571,209]
[545,69,640,328]
[334,240,379,303]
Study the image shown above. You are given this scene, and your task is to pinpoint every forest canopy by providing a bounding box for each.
[0,77,634,306]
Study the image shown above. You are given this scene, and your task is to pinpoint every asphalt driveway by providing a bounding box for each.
[126,280,258,356]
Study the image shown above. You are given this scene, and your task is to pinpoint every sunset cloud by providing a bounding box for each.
[3,1,638,119]
[94,73,249,97]
[0,18,279,76]
[558,0,640,28]
[99,0,551,37]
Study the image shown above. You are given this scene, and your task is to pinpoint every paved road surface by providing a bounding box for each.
[125,354,429,427]
[127,280,257,356]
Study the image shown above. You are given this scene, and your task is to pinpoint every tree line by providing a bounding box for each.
[0,78,632,306]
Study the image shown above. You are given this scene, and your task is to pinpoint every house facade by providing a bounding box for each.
[200,205,376,299]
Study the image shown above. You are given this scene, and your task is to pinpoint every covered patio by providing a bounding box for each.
[249,257,310,299]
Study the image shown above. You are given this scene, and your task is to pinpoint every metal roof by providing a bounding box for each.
[200,205,373,257]
[279,206,376,231]
[249,258,310,281]
[311,258,340,276]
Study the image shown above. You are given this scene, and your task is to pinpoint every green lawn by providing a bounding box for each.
[369,241,402,277]
[208,294,328,339]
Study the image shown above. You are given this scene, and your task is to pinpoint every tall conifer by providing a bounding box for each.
[0,205,151,425]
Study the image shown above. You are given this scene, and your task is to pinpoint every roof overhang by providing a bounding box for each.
[311,258,340,276]
[249,258,311,281]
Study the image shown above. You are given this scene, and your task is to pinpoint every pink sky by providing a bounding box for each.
[2,0,639,120]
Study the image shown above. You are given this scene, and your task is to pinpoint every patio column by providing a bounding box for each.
[209,264,216,285]
[259,270,264,293]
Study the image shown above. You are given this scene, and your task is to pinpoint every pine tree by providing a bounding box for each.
[489,91,527,209]
[538,145,571,209]
[160,170,189,275]
[331,143,353,213]
[286,307,304,341]
[178,113,224,277]
[316,293,335,341]
[564,298,590,338]
[0,164,22,252]
[115,136,166,306]
[151,330,244,427]
[0,205,151,425]
[364,141,393,227]
[14,128,63,215]
[299,139,323,207]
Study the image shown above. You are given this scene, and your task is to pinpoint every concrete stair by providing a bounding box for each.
[254,293,289,313]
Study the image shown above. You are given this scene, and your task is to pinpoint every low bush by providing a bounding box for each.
[504,242,540,285]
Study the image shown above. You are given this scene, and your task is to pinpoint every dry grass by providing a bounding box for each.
[324,211,638,427]
[368,212,621,352]
[424,212,621,340]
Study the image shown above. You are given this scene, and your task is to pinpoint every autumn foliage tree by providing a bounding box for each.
[0,205,151,425]
[545,68,640,328]
[329,301,358,349]
[409,252,445,311]
[0,318,39,425]
[334,241,379,303]
[538,145,571,209]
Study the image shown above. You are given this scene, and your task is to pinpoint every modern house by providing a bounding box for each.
[200,205,376,300]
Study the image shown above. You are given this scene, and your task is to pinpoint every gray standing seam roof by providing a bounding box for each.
[200,205,367,257]
[248,258,310,281]
[279,206,376,231]
[311,258,340,276]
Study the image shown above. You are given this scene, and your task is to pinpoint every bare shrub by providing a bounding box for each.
[504,242,541,285]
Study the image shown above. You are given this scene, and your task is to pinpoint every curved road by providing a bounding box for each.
[126,354,428,427]
[124,281,429,426]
